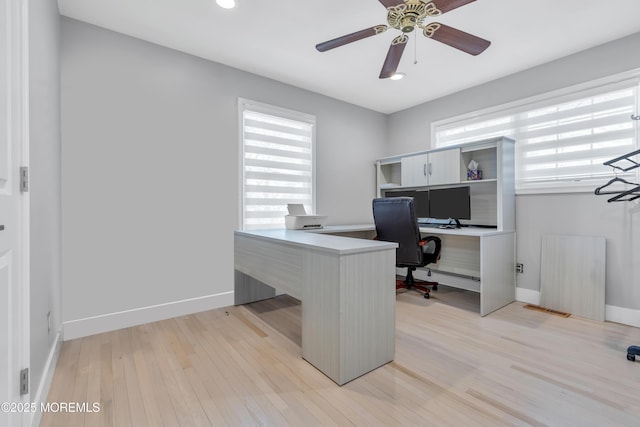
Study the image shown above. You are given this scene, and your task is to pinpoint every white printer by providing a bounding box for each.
[284,204,327,230]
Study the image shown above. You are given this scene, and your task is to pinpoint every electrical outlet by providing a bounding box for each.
[516,263,524,274]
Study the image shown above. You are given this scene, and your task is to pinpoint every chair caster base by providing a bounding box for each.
[628,345,640,361]
[424,292,430,299]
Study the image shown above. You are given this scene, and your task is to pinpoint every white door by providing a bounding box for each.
[1,1,28,426]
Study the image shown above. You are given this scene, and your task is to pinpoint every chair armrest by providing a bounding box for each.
[419,236,442,259]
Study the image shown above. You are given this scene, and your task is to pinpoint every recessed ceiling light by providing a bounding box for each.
[216,0,238,9]
[390,72,405,81]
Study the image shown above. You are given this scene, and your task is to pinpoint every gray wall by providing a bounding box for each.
[388,33,640,310]
[60,18,387,324]
[60,16,640,325]
[29,0,61,401]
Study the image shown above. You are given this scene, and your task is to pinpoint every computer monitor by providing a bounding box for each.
[383,189,429,220]
[428,186,471,225]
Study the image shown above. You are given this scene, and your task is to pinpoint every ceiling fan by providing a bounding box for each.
[315,0,491,79]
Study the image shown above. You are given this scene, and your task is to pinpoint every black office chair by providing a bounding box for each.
[372,197,442,299]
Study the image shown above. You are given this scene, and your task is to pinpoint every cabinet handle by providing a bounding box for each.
[423,164,427,176]
[428,163,433,175]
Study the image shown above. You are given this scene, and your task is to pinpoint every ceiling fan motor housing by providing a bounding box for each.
[387,0,436,33]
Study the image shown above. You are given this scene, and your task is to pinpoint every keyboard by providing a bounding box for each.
[418,222,438,228]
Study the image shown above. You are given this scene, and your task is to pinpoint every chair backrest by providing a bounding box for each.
[372,197,423,266]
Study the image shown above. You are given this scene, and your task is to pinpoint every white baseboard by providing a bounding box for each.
[61,287,640,341]
[606,304,640,328]
[63,291,234,340]
[515,287,540,306]
[29,329,62,427]
[515,287,640,328]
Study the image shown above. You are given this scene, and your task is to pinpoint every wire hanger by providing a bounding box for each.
[594,176,639,195]
[606,186,640,202]
[595,113,640,202]
[595,148,640,202]
[603,148,640,173]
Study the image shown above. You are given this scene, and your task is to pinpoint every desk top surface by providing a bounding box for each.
[236,225,513,255]
[235,228,397,255]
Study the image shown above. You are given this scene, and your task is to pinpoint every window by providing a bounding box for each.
[433,72,640,193]
[239,99,316,230]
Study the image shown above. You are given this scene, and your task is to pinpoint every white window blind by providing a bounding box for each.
[239,99,316,230]
[433,76,640,193]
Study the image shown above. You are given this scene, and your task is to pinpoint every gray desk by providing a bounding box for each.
[416,227,516,316]
[315,224,516,316]
[234,229,397,385]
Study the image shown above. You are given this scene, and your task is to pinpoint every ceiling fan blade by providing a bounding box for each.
[379,35,408,79]
[423,23,490,55]
[316,25,388,52]
[378,0,406,9]
[425,0,476,15]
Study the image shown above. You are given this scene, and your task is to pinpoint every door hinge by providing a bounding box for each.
[20,368,29,395]
[20,166,29,192]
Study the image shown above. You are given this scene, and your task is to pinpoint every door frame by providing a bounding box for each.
[3,0,31,425]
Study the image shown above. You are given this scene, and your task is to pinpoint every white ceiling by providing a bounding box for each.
[57,0,640,114]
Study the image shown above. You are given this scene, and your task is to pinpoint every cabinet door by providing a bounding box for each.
[401,154,428,187]
[428,148,461,186]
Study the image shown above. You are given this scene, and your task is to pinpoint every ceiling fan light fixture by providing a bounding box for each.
[390,72,405,81]
[216,0,237,9]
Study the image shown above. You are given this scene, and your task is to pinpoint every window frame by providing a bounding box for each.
[238,98,317,230]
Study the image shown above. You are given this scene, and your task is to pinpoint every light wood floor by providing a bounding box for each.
[41,286,640,426]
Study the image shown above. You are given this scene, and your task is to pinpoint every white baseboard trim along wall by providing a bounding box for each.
[606,305,640,328]
[515,287,540,306]
[63,291,234,340]
[515,287,640,327]
[62,287,640,341]
[30,329,62,427]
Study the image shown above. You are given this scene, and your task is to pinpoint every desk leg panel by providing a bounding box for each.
[339,249,396,383]
[480,232,516,316]
[302,248,396,385]
[301,251,341,383]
